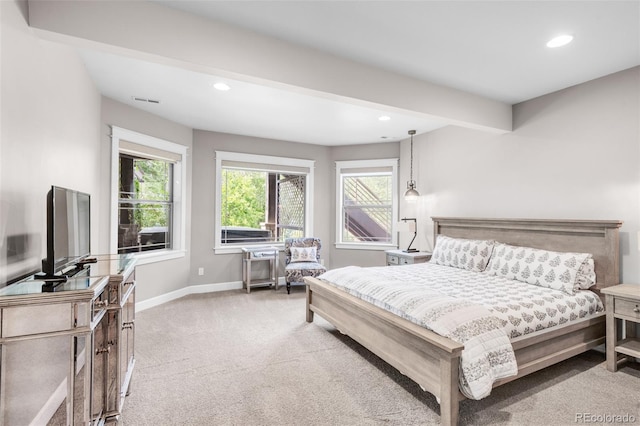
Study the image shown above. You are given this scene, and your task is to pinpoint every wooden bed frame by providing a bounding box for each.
[304,217,622,425]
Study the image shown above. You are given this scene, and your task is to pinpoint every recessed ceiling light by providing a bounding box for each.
[546,34,574,48]
[378,115,391,121]
[213,82,230,91]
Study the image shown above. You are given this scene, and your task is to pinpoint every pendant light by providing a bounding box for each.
[404,130,419,201]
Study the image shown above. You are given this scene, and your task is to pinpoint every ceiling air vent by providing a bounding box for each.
[132,96,160,104]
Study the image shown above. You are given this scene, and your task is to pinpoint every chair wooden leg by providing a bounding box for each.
[286,282,291,294]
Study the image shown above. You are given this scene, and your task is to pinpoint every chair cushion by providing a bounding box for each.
[285,262,327,283]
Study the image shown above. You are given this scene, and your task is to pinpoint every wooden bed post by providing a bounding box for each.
[440,357,459,426]
[306,284,314,322]
[603,226,621,285]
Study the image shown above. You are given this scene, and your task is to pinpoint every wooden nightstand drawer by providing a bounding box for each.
[614,298,640,320]
[387,255,399,265]
[385,250,431,266]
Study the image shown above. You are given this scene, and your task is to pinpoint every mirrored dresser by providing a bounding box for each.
[0,254,136,425]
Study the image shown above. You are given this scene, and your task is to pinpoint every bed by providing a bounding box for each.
[304,217,622,425]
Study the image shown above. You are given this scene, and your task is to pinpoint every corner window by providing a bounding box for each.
[215,151,314,253]
[335,159,398,250]
[110,127,187,263]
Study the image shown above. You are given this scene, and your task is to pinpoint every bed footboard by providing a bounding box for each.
[305,277,464,425]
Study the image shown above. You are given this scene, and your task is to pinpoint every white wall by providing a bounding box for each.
[0,1,101,422]
[0,0,194,321]
[412,67,640,283]
[0,0,101,282]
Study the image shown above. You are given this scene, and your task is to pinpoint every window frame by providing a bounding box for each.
[110,126,187,265]
[335,158,399,250]
[214,151,315,254]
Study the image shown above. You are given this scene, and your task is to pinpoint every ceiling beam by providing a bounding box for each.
[28,0,512,133]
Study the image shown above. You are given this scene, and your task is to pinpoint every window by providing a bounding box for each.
[110,127,187,263]
[335,159,398,250]
[215,151,314,253]
[118,154,172,253]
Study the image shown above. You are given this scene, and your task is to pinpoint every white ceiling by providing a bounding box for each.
[79,1,640,146]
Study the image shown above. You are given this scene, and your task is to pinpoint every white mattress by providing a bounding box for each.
[320,262,603,340]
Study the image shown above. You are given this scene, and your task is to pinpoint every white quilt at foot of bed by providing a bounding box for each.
[319,265,518,399]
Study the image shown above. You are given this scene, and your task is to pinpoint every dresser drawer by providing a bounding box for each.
[2,303,73,337]
[108,269,136,307]
[399,257,411,265]
[614,298,640,320]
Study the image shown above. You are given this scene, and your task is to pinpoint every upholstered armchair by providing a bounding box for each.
[284,237,326,294]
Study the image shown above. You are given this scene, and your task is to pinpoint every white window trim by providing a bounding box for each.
[214,151,315,254]
[110,126,188,264]
[335,158,398,250]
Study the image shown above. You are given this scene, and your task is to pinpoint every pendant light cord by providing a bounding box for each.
[408,129,416,185]
[410,133,414,182]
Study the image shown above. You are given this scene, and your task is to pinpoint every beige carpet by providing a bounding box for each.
[121,288,640,425]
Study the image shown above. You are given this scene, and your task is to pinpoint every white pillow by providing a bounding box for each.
[429,235,495,272]
[485,243,592,295]
[290,246,317,263]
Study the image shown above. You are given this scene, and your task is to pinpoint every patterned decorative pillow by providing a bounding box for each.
[429,235,495,272]
[290,246,317,263]
[575,258,596,290]
[485,243,593,295]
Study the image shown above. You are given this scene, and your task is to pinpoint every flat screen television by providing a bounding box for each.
[40,186,92,280]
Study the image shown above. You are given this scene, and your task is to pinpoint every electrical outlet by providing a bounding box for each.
[198,267,204,276]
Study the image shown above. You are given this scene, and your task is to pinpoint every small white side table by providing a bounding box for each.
[242,246,279,293]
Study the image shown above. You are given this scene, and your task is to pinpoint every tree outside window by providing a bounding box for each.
[215,151,314,252]
[118,154,173,253]
[111,126,187,263]
[220,169,305,244]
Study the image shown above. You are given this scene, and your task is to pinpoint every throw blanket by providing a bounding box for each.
[318,266,518,400]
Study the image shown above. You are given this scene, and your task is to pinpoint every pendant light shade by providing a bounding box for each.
[404,183,419,201]
[404,130,419,201]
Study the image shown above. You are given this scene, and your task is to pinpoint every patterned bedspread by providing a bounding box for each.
[317,262,603,400]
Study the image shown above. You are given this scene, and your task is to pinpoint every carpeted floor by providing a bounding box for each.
[121,288,640,425]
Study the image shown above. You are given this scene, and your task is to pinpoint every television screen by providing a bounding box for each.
[42,186,91,277]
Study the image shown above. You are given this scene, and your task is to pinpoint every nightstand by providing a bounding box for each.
[601,284,640,372]
[241,246,279,293]
[385,249,432,266]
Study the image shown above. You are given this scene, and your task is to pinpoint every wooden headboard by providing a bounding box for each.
[432,217,623,288]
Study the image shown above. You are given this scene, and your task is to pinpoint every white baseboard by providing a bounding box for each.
[135,277,287,312]
[135,281,241,312]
